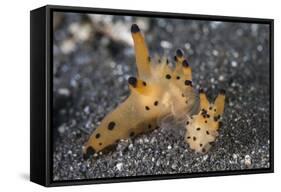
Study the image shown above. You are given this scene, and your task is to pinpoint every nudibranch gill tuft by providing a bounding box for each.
[83,24,226,158]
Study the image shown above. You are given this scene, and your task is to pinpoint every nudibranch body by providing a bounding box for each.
[185,89,225,153]
[83,24,197,157]
[83,24,226,158]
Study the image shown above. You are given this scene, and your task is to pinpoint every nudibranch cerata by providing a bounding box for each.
[83,24,225,158]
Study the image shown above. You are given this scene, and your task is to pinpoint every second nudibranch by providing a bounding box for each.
[185,89,225,153]
[83,24,197,158]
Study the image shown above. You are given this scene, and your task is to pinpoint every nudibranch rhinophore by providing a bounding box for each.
[83,24,226,158]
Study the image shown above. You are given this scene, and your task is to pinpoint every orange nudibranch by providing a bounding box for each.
[83,24,196,158]
[83,24,226,158]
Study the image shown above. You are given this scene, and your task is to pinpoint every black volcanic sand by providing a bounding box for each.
[52,12,270,181]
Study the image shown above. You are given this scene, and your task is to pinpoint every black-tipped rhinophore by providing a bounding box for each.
[182,60,189,68]
[166,59,169,64]
[185,80,192,86]
[219,89,226,95]
[199,88,205,93]
[128,76,137,88]
[176,49,184,57]
[131,24,140,33]
[83,146,96,159]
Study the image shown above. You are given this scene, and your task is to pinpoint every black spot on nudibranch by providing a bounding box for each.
[128,76,137,88]
[193,136,197,141]
[131,24,140,33]
[205,120,208,123]
[99,142,102,146]
[182,60,189,68]
[143,81,147,86]
[206,131,210,135]
[186,121,189,125]
[108,121,116,130]
[154,101,158,106]
[95,133,100,139]
[166,59,169,64]
[202,148,206,153]
[148,124,152,129]
[214,116,219,122]
[199,88,205,93]
[145,106,150,111]
[196,128,201,131]
[200,144,203,147]
[185,80,192,86]
[166,74,171,79]
[187,136,191,139]
[176,49,184,57]
[176,76,180,80]
[130,132,135,137]
[83,146,96,159]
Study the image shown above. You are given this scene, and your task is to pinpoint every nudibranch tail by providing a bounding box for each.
[83,92,159,159]
[185,89,226,153]
[83,24,197,158]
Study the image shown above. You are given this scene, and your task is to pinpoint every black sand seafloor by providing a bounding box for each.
[52,12,271,181]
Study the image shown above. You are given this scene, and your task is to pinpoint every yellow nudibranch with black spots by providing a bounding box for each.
[185,89,225,153]
[83,24,225,158]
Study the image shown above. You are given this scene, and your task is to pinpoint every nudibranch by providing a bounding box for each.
[83,24,226,158]
[83,24,196,157]
[185,89,225,153]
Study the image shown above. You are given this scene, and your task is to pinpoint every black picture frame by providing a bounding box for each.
[30,5,274,187]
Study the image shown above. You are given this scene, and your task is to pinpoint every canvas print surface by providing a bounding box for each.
[52,11,270,181]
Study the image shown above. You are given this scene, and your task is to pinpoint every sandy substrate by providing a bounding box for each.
[52,13,270,181]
